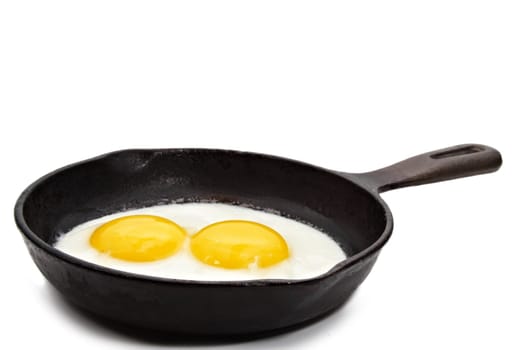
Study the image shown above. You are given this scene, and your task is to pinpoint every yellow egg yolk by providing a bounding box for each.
[90,215,186,262]
[190,220,289,269]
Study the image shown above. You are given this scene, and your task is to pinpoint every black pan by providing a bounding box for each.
[14,144,502,336]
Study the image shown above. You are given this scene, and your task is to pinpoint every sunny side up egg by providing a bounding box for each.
[54,203,347,281]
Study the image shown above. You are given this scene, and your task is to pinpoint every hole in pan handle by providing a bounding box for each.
[342,144,503,193]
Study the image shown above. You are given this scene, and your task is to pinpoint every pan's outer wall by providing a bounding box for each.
[26,235,379,334]
[17,149,389,334]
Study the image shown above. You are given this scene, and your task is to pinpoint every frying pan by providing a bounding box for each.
[14,144,502,336]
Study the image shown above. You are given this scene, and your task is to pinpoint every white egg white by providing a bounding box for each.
[54,203,347,281]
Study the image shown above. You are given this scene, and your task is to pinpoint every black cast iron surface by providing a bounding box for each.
[14,144,502,336]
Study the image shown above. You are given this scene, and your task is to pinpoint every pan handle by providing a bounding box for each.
[345,144,502,193]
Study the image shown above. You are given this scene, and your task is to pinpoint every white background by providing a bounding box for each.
[1,1,526,349]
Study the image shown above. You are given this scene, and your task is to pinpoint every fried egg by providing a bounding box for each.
[54,203,347,281]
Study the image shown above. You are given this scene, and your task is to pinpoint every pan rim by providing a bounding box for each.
[14,148,393,287]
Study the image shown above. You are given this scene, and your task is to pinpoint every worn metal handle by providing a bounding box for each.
[348,144,502,193]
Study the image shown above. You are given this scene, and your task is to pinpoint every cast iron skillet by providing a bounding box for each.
[15,144,502,336]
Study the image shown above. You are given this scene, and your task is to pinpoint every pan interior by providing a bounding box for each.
[20,150,388,258]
